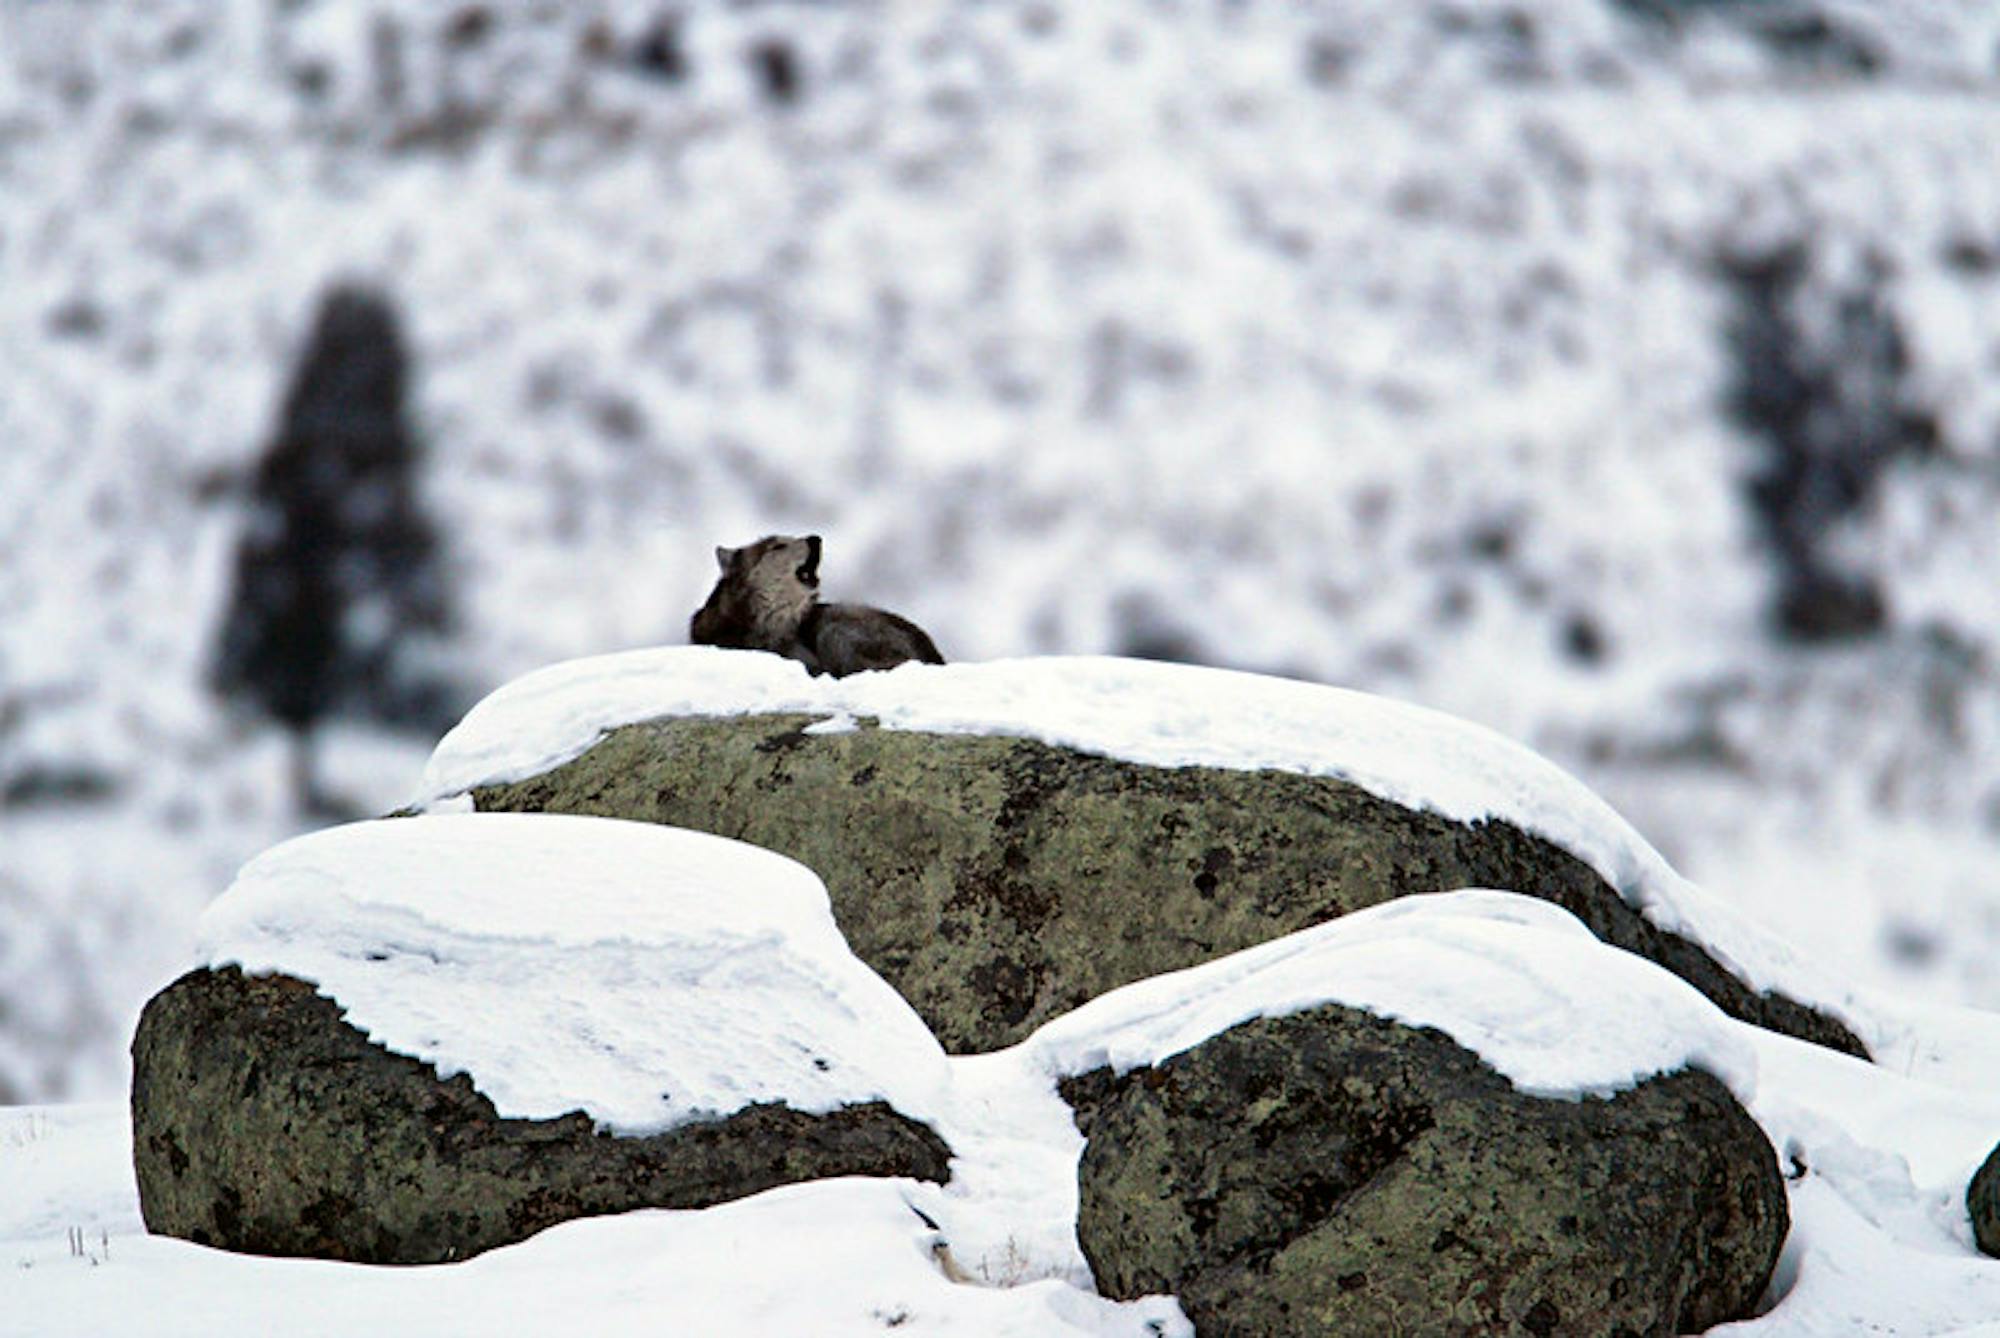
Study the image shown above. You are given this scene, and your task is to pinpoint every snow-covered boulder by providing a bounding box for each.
[1033,893,1788,1337]
[432,649,1865,1059]
[129,814,955,1264]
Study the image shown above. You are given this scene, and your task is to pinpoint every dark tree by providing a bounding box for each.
[1721,243,1936,643]
[212,285,453,813]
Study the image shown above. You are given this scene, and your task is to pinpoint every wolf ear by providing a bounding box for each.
[715,545,733,571]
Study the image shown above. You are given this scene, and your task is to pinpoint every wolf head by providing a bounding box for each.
[704,534,822,641]
[716,533,820,592]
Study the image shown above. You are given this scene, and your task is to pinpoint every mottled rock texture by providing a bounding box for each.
[1062,1006,1789,1338]
[1967,1143,2000,1258]
[130,966,951,1264]
[473,713,1866,1059]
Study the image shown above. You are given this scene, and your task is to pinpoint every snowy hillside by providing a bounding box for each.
[4,0,2000,1102]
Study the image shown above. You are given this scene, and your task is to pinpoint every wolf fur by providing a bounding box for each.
[690,534,945,677]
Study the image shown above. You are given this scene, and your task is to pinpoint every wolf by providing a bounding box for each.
[690,534,945,677]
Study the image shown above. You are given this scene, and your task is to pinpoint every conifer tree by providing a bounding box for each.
[212,285,452,812]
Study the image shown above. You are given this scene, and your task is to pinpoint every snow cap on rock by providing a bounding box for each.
[1021,890,1761,1104]
[197,812,951,1134]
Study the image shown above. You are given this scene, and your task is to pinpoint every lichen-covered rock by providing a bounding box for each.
[1061,1006,1788,1337]
[473,713,1865,1059]
[130,966,952,1264]
[1968,1143,2000,1258]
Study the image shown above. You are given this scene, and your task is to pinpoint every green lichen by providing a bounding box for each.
[130,967,951,1263]
[474,713,1865,1059]
[1066,1007,1788,1337]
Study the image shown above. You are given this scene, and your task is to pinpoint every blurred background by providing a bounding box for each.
[3,0,1998,1103]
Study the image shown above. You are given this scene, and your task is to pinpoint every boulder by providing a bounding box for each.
[1968,1143,2000,1258]
[472,712,1865,1059]
[132,815,957,1264]
[131,965,953,1264]
[1061,1005,1788,1337]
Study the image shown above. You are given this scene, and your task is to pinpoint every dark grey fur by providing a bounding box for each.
[691,534,944,677]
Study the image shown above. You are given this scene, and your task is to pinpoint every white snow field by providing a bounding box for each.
[8,655,2000,1333]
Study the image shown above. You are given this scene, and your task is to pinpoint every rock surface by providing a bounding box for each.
[1062,1005,1789,1338]
[130,966,953,1264]
[1968,1143,2000,1259]
[473,712,1866,1058]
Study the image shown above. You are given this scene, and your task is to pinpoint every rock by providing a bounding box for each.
[131,966,952,1264]
[133,815,954,1264]
[472,712,1866,1059]
[1061,1005,1788,1337]
[1968,1144,2000,1258]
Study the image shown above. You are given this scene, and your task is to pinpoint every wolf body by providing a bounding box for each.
[691,534,944,677]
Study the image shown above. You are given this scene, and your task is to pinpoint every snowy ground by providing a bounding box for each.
[5,861,2000,1334]
[0,1103,1185,1338]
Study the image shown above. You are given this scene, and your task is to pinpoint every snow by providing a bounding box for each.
[1715,1064,2000,1337]
[421,650,1662,846]
[415,646,1865,1037]
[0,1132,1186,1337]
[199,812,950,1133]
[0,1105,141,1251]
[1018,890,1758,1103]
[11,883,2000,1333]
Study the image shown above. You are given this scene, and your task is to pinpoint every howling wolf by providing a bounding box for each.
[690,534,945,677]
